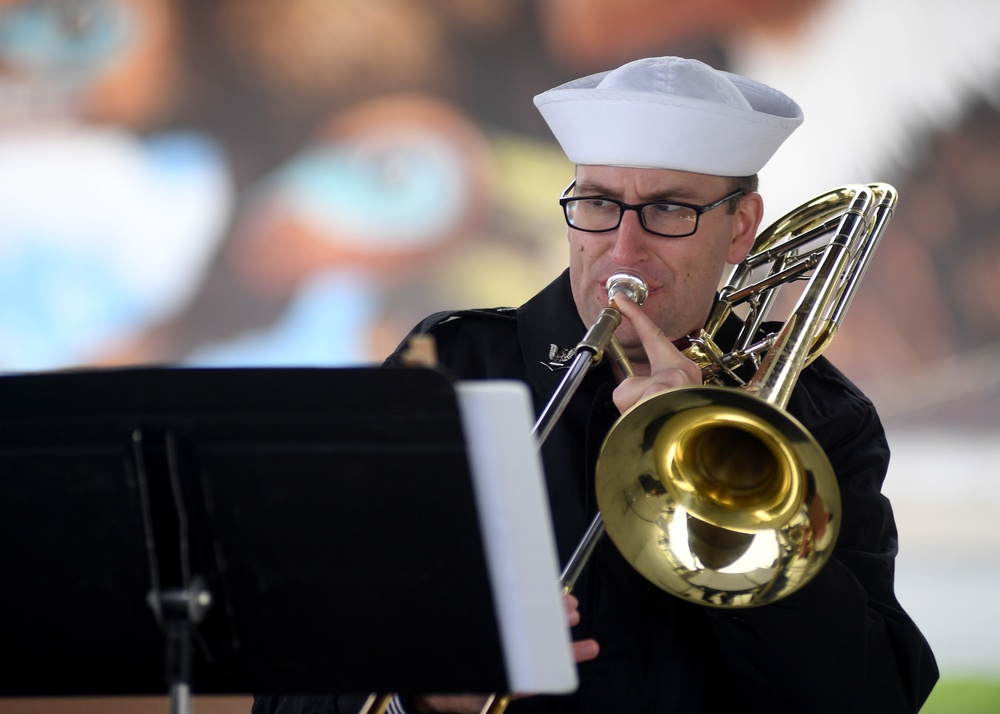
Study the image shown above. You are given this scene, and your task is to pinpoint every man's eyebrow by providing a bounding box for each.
[574,182,699,202]
[572,181,615,197]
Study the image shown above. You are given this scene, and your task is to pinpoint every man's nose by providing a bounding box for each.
[610,208,649,264]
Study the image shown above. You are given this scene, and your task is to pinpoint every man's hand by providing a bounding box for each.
[564,593,599,663]
[611,294,702,413]
[411,595,598,713]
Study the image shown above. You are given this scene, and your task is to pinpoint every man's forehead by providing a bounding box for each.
[574,165,725,198]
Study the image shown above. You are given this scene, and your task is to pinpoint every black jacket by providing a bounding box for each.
[257,269,938,713]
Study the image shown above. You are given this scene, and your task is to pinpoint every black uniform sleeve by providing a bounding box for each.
[703,358,938,712]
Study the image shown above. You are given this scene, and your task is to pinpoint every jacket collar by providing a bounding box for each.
[517,269,592,399]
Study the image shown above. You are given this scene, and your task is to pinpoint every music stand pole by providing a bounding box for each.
[152,577,213,714]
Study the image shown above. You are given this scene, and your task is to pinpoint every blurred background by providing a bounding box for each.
[0,0,997,711]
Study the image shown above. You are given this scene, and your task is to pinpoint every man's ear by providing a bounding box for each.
[727,191,763,264]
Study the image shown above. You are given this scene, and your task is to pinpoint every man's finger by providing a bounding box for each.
[614,293,700,382]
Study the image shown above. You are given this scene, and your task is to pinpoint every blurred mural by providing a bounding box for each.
[2,0,998,407]
[1,0,999,710]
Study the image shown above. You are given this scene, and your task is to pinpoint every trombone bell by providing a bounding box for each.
[596,385,840,608]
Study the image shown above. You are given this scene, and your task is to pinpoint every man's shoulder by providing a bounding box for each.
[792,353,882,441]
[408,306,520,344]
[421,306,519,328]
[385,306,524,378]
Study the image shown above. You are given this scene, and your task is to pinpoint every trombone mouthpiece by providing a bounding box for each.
[606,272,649,306]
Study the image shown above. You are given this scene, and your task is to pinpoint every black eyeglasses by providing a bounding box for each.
[559,181,745,238]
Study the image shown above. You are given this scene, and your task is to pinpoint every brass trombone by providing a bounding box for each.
[595,182,897,609]
[370,183,897,713]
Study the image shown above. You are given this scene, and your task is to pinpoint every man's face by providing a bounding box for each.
[567,165,762,372]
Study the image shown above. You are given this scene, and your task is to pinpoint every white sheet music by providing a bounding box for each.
[456,381,578,695]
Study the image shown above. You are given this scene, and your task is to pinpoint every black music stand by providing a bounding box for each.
[0,366,534,711]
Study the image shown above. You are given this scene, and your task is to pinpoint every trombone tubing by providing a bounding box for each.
[745,184,877,410]
[533,304,625,446]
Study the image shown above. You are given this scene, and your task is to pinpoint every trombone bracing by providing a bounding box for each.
[366,183,897,714]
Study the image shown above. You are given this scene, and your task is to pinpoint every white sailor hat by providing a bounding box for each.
[533,56,803,176]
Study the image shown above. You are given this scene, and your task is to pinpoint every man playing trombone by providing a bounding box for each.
[256,55,938,714]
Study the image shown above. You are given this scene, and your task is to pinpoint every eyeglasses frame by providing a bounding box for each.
[558,180,746,238]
